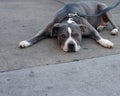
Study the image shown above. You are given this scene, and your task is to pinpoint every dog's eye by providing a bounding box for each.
[60,34,67,38]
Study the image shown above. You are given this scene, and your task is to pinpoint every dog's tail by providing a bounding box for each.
[79,0,120,17]
[95,0,120,16]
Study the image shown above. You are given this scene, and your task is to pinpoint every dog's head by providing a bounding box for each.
[52,19,87,52]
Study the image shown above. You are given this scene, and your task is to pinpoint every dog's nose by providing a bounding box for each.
[68,42,75,52]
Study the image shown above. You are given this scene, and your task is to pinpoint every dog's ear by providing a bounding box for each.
[78,24,88,33]
[51,23,61,37]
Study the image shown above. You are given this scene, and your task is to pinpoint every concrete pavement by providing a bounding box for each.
[0,0,120,96]
[0,54,120,96]
[0,0,120,72]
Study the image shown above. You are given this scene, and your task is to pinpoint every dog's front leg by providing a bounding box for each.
[83,19,114,48]
[19,21,55,48]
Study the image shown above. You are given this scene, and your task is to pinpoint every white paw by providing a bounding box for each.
[97,39,114,48]
[111,28,118,35]
[97,25,105,32]
[19,40,31,48]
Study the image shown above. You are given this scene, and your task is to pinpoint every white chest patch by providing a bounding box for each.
[67,18,74,24]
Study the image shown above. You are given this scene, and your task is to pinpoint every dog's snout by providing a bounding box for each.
[68,42,75,52]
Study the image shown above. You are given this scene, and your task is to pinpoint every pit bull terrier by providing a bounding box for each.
[19,1,119,52]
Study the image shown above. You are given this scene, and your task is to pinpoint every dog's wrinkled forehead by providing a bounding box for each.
[57,23,80,35]
[60,19,80,33]
[52,18,84,37]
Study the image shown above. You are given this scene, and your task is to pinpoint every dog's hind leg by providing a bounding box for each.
[106,12,119,35]
[19,21,55,48]
[97,3,118,35]
[97,4,108,32]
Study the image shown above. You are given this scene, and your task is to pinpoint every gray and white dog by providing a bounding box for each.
[19,1,118,52]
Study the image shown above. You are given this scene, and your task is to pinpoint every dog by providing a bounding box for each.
[19,1,119,52]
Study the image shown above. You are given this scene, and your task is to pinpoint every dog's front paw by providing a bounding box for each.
[19,40,31,48]
[97,39,114,48]
[111,28,118,35]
